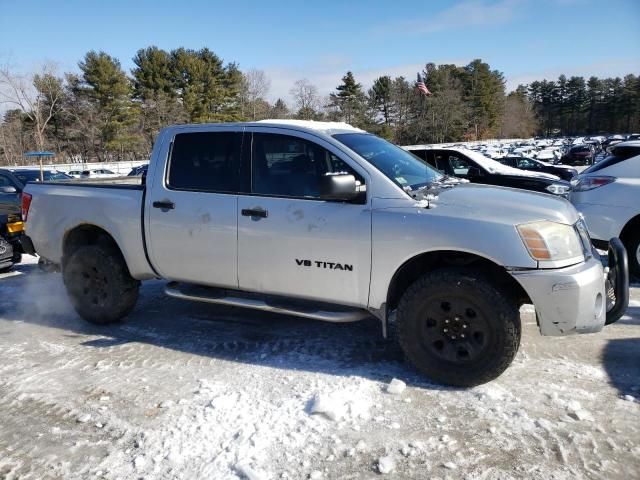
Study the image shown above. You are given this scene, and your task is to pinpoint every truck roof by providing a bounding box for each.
[163,120,366,137]
[255,119,365,135]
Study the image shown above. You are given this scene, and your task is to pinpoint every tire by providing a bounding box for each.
[624,231,640,280]
[62,244,140,324]
[396,268,521,387]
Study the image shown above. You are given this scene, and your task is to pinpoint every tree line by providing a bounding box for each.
[1,46,638,165]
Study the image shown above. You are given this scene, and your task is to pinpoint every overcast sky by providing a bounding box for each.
[1,0,638,104]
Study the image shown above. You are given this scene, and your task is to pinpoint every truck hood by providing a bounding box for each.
[429,183,579,225]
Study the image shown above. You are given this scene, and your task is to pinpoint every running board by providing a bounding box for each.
[164,282,370,323]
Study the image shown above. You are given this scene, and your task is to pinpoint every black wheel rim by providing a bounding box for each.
[419,296,491,364]
[68,262,110,307]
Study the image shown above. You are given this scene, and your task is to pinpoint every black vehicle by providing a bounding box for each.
[127,164,148,177]
[497,156,578,181]
[407,148,571,196]
[0,169,27,271]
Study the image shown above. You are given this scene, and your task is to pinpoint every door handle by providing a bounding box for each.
[153,200,175,210]
[241,208,268,218]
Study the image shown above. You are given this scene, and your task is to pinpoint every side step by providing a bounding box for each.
[165,281,370,323]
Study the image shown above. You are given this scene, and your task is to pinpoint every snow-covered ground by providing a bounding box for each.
[0,256,638,479]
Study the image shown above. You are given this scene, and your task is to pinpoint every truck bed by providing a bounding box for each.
[23,181,156,279]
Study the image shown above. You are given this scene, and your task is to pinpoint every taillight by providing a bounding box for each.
[21,192,32,221]
[573,176,615,191]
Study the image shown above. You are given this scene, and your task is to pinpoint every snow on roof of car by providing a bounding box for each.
[255,119,365,135]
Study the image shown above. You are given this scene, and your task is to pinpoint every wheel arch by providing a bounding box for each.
[620,214,640,242]
[62,224,125,267]
[385,250,531,321]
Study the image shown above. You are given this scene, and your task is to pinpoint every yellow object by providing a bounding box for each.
[6,221,24,234]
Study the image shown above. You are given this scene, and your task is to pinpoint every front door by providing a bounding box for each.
[237,130,371,307]
[146,129,244,287]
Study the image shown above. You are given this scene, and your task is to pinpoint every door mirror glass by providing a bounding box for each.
[0,186,17,194]
[318,174,357,201]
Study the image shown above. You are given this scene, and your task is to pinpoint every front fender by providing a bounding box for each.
[367,205,536,311]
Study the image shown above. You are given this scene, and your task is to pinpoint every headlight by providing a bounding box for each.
[574,217,592,259]
[517,221,584,262]
[545,183,571,195]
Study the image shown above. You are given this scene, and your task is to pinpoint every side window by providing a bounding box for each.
[251,133,362,198]
[168,132,242,193]
[517,159,537,169]
[409,150,428,161]
[0,175,12,187]
[449,155,471,176]
[431,153,448,173]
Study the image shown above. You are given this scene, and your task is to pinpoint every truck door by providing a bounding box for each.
[146,129,244,287]
[237,130,372,307]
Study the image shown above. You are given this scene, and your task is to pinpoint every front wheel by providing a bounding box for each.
[63,244,140,324]
[623,231,640,280]
[396,268,521,387]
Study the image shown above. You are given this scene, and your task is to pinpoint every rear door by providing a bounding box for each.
[146,128,244,287]
[237,129,372,307]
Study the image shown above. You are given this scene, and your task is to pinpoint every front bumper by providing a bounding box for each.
[512,254,607,336]
[511,239,629,336]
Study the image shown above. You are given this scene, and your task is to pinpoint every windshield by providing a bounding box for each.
[333,133,443,190]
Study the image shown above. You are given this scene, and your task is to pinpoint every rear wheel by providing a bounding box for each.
[396,268,521,387]
[63,244,140,324]
[623,231,640,279]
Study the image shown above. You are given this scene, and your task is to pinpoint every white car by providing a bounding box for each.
[67,170,84,178]
[536,149,560,163]
[570,141,640,277]
[80,169,120,179]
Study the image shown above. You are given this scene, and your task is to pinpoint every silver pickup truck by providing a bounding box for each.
[22,120,629,386]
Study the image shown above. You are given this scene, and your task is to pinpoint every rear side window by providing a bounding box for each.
[168,132,242,193]
[582,153,639,174]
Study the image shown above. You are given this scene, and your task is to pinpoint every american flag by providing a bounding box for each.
[416,73,432,96]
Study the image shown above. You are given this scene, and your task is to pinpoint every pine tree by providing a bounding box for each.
[78,51,142,159]
[460,59,506,139]
[170,48,242,123]
[329,71,367,125]
[132,46,186,150]
[369,76,393,125]
[270,98,290,119]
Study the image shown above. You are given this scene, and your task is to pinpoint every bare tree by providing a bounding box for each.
[289,79,320,120]
[0,63,64,152]
[241,69,271,120]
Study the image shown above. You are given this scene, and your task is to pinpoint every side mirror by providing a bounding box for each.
[318,174,358,201]
[467,167,483,178]
[0,186,17,194]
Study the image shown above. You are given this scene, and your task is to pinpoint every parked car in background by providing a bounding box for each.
[570,141,640,278]
[67,170,83,178]
[405,146,571,196]
[8,169,72,183]
[497,157,578,181]
[561,144,595,165]
[80,169,119,179]
[0,169,28,270]
[535,149,560,163]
